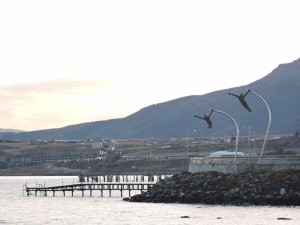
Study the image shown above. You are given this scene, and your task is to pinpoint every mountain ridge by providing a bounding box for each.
[0,128,23,133]
[1,58,300,140]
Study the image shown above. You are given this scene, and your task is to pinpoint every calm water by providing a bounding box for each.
[0,176,299,225]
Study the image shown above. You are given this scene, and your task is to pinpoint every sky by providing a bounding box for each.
[0,0,300,131]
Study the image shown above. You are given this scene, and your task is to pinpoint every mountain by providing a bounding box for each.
[0,128,22,133]
[1,58,300,140]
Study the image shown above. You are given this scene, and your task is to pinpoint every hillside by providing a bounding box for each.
[1,58,300,140]
[0,129,22,133]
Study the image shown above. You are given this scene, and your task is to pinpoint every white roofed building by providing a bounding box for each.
[209,151,245,157]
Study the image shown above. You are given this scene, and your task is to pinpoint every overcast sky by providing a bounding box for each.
[1,0,300,131]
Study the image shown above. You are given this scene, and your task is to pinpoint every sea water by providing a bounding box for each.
[0,176,299,225]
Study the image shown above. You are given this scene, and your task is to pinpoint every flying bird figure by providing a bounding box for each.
[228,89,252,112]
[194,109,213,128]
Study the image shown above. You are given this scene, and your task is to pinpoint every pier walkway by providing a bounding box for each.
[25,182,156,197]
[24,174,170,197]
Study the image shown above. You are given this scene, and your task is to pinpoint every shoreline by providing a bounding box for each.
[125,169,300,206]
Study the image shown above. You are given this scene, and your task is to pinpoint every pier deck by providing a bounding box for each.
[25,181,156,197]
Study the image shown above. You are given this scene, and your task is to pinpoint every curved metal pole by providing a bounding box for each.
[212,109,239,174]
[249,90,272,164]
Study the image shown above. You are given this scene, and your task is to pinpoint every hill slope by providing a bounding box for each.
[1,58,300,140]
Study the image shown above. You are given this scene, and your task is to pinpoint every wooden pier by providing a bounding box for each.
[25,182,156,197]
[24,174,170,197]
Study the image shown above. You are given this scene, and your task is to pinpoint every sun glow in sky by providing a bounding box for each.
[1,0,300,131]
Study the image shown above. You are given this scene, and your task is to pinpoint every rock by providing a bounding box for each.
[280,188,287,196]
[277,218,292,220]
[127,170,300,206]
[242,196,248,200]
[230,188,239,194]
[181,216,190,218]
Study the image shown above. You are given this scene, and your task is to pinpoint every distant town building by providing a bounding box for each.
[208,151,245,157]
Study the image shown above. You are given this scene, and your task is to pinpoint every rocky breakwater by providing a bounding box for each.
[125,169,300,206]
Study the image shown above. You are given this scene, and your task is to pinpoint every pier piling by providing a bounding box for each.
[25,174,169,198]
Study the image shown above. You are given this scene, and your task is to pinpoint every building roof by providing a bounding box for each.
[209,151,245,157]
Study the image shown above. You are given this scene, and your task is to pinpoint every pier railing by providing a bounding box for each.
[24,174,171,197]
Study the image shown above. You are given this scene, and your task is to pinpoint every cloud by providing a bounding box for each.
[1,78,113,94]
[0,78,121,131]
[0,78,117,107]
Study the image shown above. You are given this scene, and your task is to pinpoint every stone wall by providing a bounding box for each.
[189,157,300,174]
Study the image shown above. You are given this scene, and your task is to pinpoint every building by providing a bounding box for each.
[208,151,245,157]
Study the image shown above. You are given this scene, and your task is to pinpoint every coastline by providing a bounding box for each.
[125,169,300,206]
